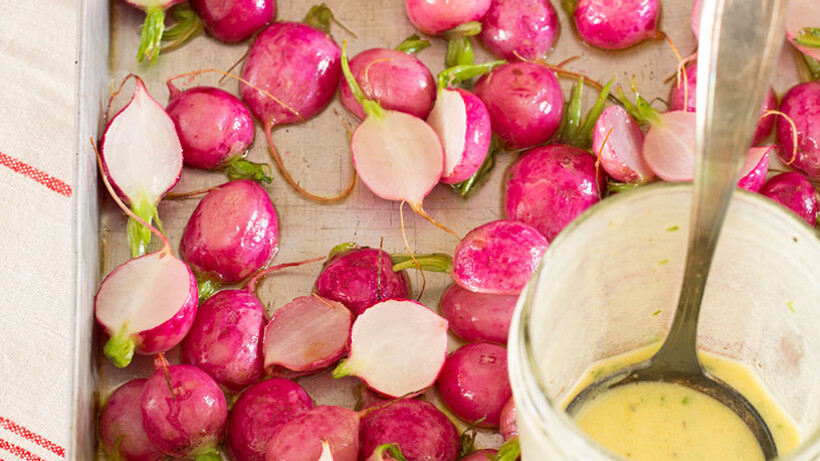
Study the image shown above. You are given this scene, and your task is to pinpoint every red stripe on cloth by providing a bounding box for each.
[0,418,64,457]
[0,437,47,461]
[0,151,72,198]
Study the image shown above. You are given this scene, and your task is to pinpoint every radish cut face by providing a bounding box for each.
[642,111,696,182]
[333,299,448,398]
[351,110,444,205]
[786,0,820,61]
[263,296,352,373]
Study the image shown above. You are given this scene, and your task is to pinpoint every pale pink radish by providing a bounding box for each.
[593,105,653,184]
[565,0,660,50]
[226,378,314,461]
[191,0,275,43]
[451,220,549,295]
[460,450,498,461]
[332,299,449,398]
[314,244,411,316]
[439,283,517,345]
[101,75,182,258]
[479,0,559,61]
[499,398,518,440]
[472,62,564,149]
[691,0,703,39]
[785,0,820,62]
[99,379,165,461]
[760,172,820,227]
[777,81,820,181]
[122,0,186,63]
[141,363,228,460]
[262,295,352,374]
[359,399,460,461]
[404,0,492,36]
[265,405,360,461]
[436,342,512,428]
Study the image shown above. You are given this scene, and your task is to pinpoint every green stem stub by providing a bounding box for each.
[374,443,409,461]
[328,241,357,260]
[796,27,820,48]
[160,3,204,54]
[391,253,452,273]
[396,34,431,54]
[561,0,579,15]
[617,78,660,126]
[446,36,475,68]
[559,77,614,149]
[451,135,501,198]
[303,3,334,34]
[225,157,274,184]
[137,7,167,64]
[437,61,506,91]
[331,359,353,379]
[341,41,384,119]
[192,445,222,461]
[495,437,521,461]
[197,278,220,304]
[801,53,820,81]
[127,195,158,258]
[104,329,135,368]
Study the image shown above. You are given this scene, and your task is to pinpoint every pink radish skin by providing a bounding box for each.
[340,48,436,120]
[777,81,820,181]
[141,364,228,459]
[571,0,660,50]
[191,0,275,43]
[436,342,512,428]
[314,246,410,316]
[180,179,279,284]
[165,85,255,170]
[262,295,352,373]
[404,0,492,36]
[226,378,314,461]
[737,146,773,192]
[499,398,518,440]
[452,220,549,295]
[439,283,517,344]
[333,299,449,398]
[473,62,564,149]
[479,0,559,61]
[265,406,359,461]
[180,289,266,393]
[505,145,604,241]
[427,87,492,184]
[359,399,460,461]
[785,0,820,61]
[760,172,820,227]
[593,105,653,184]
[460,450,498,461]
[99,379,165,461]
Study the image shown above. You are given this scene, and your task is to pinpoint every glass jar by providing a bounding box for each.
[508,183,820,460]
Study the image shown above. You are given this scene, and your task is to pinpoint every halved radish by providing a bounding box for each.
[786,0,820,61]
[332,299,448,398]
[101,76,182,258]
[263,295,353,374]
[738,146,773,192]
[593,105,653,184]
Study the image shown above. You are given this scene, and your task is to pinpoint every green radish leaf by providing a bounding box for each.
[617,78,660,126]
[396,34,431,54]
[437,61,506,91]
[137,7,166,64]
[446,35,475,68]
[796,27,820,48]
[495,437,521,461]
[160,3,204,53]
[448,21,482,37]
[576,78,615,149]
[391,253,452,273]
[225,157,274,184]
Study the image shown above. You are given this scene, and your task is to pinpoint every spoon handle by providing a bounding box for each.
[655,0,789,374]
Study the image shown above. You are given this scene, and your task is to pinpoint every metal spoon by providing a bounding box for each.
[565,0,789,458]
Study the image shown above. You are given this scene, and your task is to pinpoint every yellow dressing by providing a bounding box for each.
[563,344,800,461]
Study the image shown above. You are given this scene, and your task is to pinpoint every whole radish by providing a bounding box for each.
[505,145,603,241]
[451,220,549,295]
[359,399,460,461]
[141,363,228,460]
[314,244,411,316]
[405,0,492,36]
[339,38,436,120]
[460,450,498,461]
[226,378,314,461]
[760,172,820,227]
[479,0,559,61]
[265,405,360,461]
[262,295,352,374]
[122,0,186,63]
[785,0,820,62]
[499,398,518,440]
[473,62,564,149]
[333,299,449,398]
[777,81,820,181]
[101,75,182,258]
[565,0,660,50]
[180,179,278,291]
[99,379,165,461]
[180,289,266,392]
[436,342,512,428]
[439,283,517,345]
[191,0,275,43]
[593,105,653,184]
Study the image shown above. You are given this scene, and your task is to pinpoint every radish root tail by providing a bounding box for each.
[400,201,426,301]
[244,256,325,292]
[410,203,461,240]
[761,110,798,165]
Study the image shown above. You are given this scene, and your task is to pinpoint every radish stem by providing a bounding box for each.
[103,326,135,368]
[396,34,431,54]
[391,253,452,273]
[138,7,166,64]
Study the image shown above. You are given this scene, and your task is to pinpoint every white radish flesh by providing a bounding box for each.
[428,89,468,181]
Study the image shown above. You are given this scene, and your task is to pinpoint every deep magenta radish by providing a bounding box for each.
[593,105,652,184]
[359,399,460,461]
[339,47,435,120]
[479,0,559,61]
[473,62,564,149]
[786,0,820,62]
[777,81,820,181]
[141,364,228,459]
[760,172,820,227]
[262,295,352,373]
[439,283,517,344]
[499,397,518,440]
[452,220,549,295]
[265,405,360,461]
[568,0,659,50]
[226,378,314,461]
[180,289,266,392]
[505,145,603,241]
[737,146,773,192]
[191,0,275,43]
[99,379,165,461]
[405,0,492,36]
[123,0,186,63]
[436,342,512,428]
[460,450,498,461]
[180,179,278,284]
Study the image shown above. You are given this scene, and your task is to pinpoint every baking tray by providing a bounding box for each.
[70,0,801,458]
